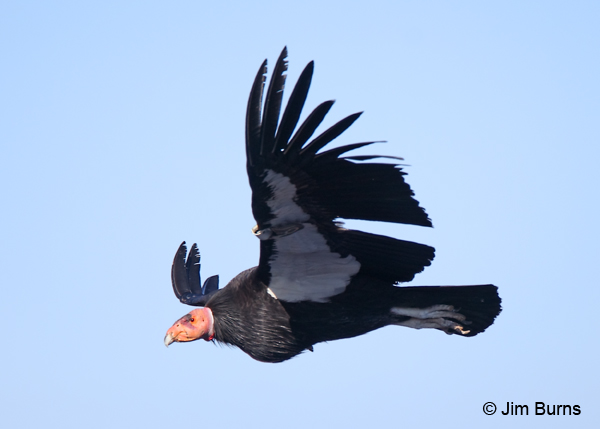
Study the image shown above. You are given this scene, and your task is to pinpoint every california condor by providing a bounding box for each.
[164,48,501,363]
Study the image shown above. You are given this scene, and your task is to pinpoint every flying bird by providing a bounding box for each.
[164,48,501,363]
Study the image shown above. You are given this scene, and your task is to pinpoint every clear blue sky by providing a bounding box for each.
[1,1,598,428]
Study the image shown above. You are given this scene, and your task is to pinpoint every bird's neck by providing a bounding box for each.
[202,307,215,341]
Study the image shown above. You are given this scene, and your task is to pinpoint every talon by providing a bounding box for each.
[252,223,304,240]
[391,305,472,336]
[253,226,273,240]
[453,325,471,335]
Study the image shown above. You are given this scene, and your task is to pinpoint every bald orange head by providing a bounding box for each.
[164,307,214,347]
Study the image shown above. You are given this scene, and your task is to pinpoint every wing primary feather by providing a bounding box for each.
[344,154,406,161]
[170,242,219,307]
[314,141,383,162]
[246,59,268,168]
[171,241,191,301]
[299,112,363,159]
[260,47,289,157]
[284,100,335,157]
[185,243,202,294]
[272,61,314,154]
[201,275,220,295]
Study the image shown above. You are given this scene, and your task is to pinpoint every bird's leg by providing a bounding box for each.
[390,305,471,335]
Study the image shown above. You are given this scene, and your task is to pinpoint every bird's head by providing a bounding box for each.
[164,307,215,347]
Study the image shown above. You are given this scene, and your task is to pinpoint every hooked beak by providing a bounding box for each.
[164,332,176,347]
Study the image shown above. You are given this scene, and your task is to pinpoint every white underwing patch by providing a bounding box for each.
[263,169,360,303]
[264,170,310,226]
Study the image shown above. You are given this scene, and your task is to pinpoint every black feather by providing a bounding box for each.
[202,275,220,295]
[273,61,314,154]
[260,47,288,157]
[245,60,267,168]
[335,229,435,283]
[185,243,201,293]
[170,241,190,301]
[299,111,363,160]
[314,141,383,162]
[284,100,335,158]
[170,242,218,307]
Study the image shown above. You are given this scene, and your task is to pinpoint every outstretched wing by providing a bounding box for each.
[246,47,435,303]
[171,241,219,306]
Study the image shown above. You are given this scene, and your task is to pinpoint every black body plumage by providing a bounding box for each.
[169,48,501,363]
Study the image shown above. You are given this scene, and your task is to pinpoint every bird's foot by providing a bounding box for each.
[252,223,305,241]
[391,305,471,335]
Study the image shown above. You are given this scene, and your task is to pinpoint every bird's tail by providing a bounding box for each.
[390,285,501,336]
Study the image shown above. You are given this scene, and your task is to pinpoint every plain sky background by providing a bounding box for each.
[1,1,598,428]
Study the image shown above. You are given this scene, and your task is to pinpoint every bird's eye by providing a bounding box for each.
[190,317,195,323]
